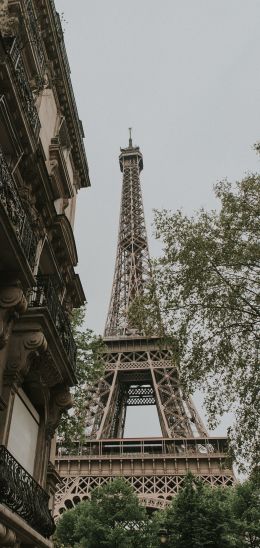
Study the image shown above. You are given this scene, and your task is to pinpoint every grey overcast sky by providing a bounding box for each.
[55,0,260,437]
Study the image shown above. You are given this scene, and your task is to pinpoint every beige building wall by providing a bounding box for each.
[7,391,39,476]
[38,89,59,159]
[0,0,90,544]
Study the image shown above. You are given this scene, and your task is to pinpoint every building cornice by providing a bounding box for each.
[37,0,91,190]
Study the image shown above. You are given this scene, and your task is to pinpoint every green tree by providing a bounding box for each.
[54,478,152,548]
[140,174,260,468]
[54,474,260,548]
[162,474,236,548]
[58,306,104,445]
[232,470,260,547]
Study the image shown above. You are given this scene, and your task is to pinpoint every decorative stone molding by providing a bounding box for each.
[27,274,77,371]
[51,214,78,267]
[0,0,19,37]
[4,330,47,386]
[19,183,40,229]
[0,523,16,546]
[0,282,27,349]
[46,384,72,439]
[49,147,73,205]
[47,460,61,493]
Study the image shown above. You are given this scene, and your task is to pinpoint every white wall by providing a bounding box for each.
[65,194,76,227]
[7,391,39,476]
[39,89,58,160]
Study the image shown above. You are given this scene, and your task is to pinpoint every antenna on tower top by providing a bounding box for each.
[128,127,132,148]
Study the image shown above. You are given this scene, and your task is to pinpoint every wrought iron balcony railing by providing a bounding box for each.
[24,0,45,72]
[0,147,37,269]
[0,445,55,538]
[3,36,40,138]
[28,275,77,368]
[49,1,83,137]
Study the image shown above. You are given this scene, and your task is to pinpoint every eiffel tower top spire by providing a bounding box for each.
[104,134,151,337]
[128,127,133,148]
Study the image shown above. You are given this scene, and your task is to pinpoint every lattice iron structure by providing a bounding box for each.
[105,134,150,337]
[55,437,233,514]
[54,136,233,518]
[86,338,208,440]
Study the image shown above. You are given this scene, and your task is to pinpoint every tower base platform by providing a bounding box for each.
[54,436,233,518]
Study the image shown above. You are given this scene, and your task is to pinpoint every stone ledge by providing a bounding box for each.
[0,504,53,547]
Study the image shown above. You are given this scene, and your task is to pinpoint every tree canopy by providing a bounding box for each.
[163,473,236,548]
[54,474,260,548]
[231,469,260,548]
[131,174,259,469]
[58,306,104,445]
[54,478,152,548]
[161,472,260,548]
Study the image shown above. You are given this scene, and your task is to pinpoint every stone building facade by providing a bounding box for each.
[0,1,89,546]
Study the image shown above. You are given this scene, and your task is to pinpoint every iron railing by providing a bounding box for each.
[24,0,45,71]
[0,147,37,269]
[3,36,40,137]
[49,1,84,137]
[56,437,230,458]
[0,445,55,538]
[28,275,77,368]
[49,0,71,75]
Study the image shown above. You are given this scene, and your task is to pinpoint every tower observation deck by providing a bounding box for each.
[54,135,233,516]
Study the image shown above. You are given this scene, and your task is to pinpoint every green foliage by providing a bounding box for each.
[163,473,236,548]
[54,478,153,548]
[58,306,105,444]
[160,473,260,548]
[128,286,164,337]
[231,469,260,548]
[132,175,260,468]
[54,474,260,548]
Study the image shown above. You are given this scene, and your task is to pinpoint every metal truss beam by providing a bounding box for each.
[54,436,234,519]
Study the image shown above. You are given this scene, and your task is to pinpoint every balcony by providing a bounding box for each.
[0,445,55,538]
[8,0,45,77]
[0,146,37,284]
[23,0,45,74]
[1,36,40,143]
[39,0,90,189]
[56,436,231,458]
[28,275,77,370]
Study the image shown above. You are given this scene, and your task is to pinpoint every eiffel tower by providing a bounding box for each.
[54,133,233,517]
